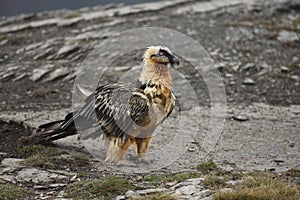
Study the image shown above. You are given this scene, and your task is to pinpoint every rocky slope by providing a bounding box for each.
[0,0,299,199]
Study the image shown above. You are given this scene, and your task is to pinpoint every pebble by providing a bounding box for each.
[136,188,168,195]
[30,64,54,82]
[42,68,70,82]
[232,115,249,121]
[280,66,289,72]
[242,78,256,85]
[125,190,136,198]
[291,75,299,82]
[277,30,299,42]
[55,44,80,59]
[242,63,255,71]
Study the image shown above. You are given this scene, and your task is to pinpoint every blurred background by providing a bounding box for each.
[0,0,159,16]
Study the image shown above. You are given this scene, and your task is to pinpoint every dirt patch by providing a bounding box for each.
[0,120,31,161]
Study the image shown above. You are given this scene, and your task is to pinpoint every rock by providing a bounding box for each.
[193,189,211,198]
[125,190,136,198]
[280,66,289,72]
[49,183,67,188]
[0,71,14,81]
[1,158,24,168]
[0,152,8,157]
[55,44,80,59]
[185,177,204,185]
[175,185,198,195]
[57,18,81,27]
[30,64,54,81]
[42,68,70,82]
[232,115,249,121]
[188,147,196,152]
[291,75,299,82]
[115,196,126,200]
[292,56,299,64]
[277,30,299,42]
[33,47,55,60]
[273,159,284,164]
[12,73,27,82]
[136,188,168,195]
[171,181,193,190]
[226,27,254,42]
[242,78,256,85]
[225,180,242,186]
[16,168,68,184]
[242,63,255,71]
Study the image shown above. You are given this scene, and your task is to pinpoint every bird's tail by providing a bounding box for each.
[21,113,78,146]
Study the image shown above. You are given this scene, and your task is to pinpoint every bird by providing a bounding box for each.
[36,46,179,163]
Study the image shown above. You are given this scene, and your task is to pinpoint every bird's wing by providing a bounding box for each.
[73,83,151,141]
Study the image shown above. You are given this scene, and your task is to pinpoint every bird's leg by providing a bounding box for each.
[105,138,132,163]
[136,137,152,163]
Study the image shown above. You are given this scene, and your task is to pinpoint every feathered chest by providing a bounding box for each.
[143,85,175,125]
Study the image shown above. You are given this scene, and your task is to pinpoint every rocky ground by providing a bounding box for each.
[0,0,300,199]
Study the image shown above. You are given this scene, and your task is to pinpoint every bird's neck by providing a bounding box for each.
[139,62,172,89]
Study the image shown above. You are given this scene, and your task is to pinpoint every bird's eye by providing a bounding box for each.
[159,51,164,56]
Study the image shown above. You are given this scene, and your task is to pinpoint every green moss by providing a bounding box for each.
[213,176,300,200]
[66,176,134,200]
[197,161,217,172]
[0,183,32,199]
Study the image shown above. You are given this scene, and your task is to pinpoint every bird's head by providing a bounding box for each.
[140,46,179,87]
[143,46,180,67]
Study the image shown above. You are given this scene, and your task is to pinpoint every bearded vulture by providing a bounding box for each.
[37,46,179,162]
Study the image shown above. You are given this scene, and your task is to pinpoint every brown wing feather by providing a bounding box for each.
[76,83,151,142]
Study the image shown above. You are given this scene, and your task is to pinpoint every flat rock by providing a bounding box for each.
[30,64,55,81]
[242,77,256,85]
[55,44,80,59]
[136,188,168,195]
[226,27,254,42]
[42,68,70,82]
[16,168,68,184]
[175,185,198,195]
[277,30,299,42]
[242,63,255,71]
[1,158,24,168]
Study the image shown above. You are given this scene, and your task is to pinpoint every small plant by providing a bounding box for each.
[0,183,32,199]
[66,176,134,200]
[197,161,217,172]
[213,176,300,200]
[20,145,89,170]
[203,175,226,188]
[20,144,46,158]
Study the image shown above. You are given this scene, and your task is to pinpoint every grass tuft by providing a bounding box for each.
[0,183,32,199]
[66,176,134,200]
[213,176,300,200]
[203,175,226,189]
[20,145,89,170]
[197,161,217,172]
